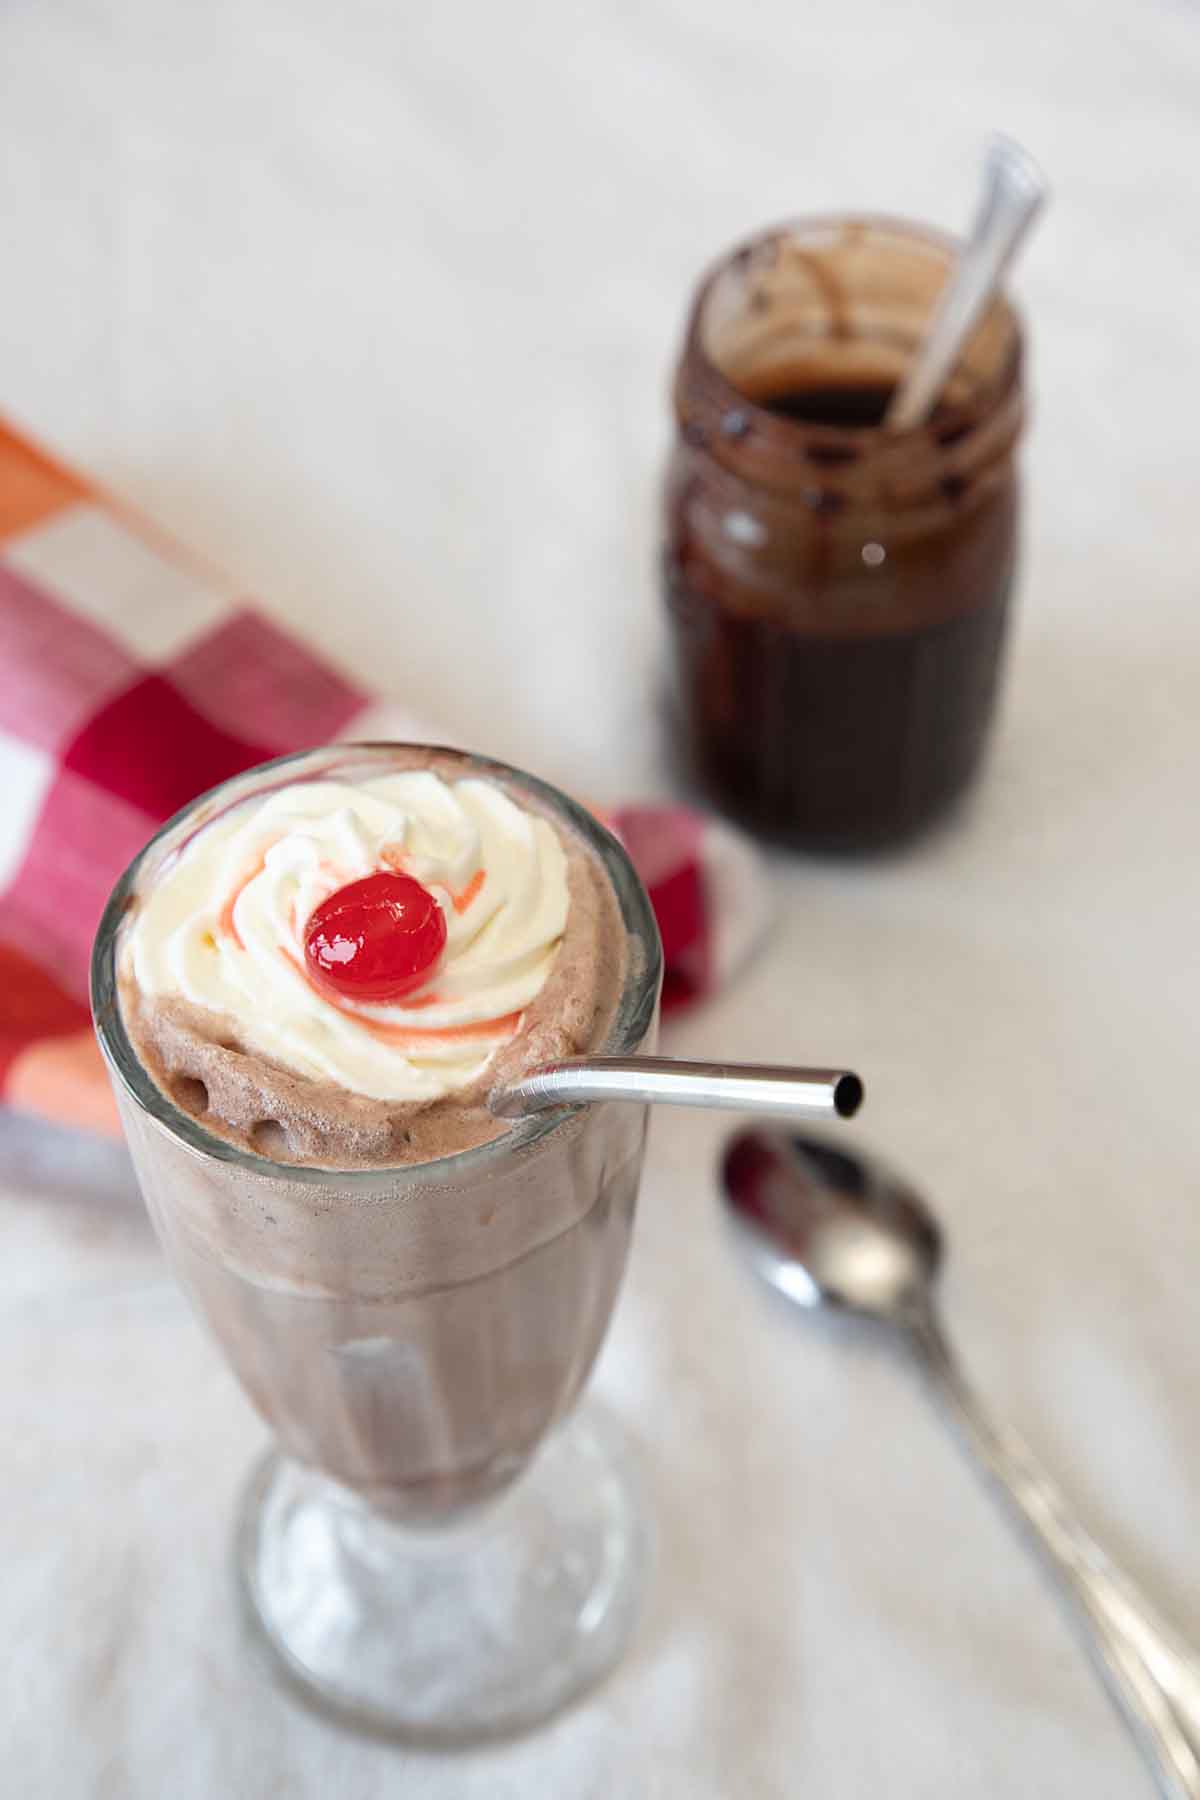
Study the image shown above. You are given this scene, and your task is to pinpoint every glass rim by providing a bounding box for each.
[90,742,663,1190]
[681,210,1024,448]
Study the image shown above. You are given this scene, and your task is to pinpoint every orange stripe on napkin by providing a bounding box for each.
[0,417,90,544]
[6,1030,120,1136]
[0,942,120,1135]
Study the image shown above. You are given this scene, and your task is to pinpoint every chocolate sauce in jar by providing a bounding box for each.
[759,382,896,428]
[662,219,1026,851]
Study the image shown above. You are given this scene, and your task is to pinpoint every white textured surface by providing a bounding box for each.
[4,2,1200,1795]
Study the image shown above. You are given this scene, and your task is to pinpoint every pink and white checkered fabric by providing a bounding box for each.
[0,416,769,1136]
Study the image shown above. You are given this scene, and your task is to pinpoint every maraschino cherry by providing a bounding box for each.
[304,871,447,1003]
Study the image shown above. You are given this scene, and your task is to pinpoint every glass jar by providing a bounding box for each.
[663,216,1026,851]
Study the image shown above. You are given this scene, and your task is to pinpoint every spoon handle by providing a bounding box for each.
[910,1311,1200,1799]
[885,135,1047,432]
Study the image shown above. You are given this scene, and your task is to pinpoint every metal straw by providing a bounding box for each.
[490,1057,863,1122]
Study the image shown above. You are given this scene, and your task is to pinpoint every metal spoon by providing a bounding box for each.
[885,134,1048,432]
[722,1129,1200,1799]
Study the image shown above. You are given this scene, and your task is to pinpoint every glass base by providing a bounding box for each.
[236,1408,650,1744]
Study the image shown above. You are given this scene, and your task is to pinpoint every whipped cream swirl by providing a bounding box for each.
[127,772,571,1101]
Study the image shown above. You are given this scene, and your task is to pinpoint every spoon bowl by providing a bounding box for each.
[722,1131,940,1320]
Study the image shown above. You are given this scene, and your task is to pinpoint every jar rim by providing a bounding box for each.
[90,743,663,1189]
[678,212,1024,461]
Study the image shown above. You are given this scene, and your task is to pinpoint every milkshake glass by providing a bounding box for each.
[91,744,662,1741]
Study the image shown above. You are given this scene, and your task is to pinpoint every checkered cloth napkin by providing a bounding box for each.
[0,416,770,1138]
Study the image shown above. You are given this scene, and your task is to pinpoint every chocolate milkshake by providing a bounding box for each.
[94,745,661,1527]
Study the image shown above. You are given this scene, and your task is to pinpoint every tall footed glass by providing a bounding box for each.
[91,745,662,1742]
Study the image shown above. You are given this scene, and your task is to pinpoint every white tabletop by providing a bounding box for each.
[5,2,1200,1794]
